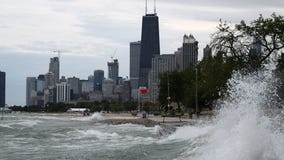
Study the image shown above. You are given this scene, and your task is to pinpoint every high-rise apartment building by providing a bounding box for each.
[108,59,119,85]
[49,57,60,83]
[56,82,70,103]
[26,77,37,106]
[182,34,198,70]
[67,77,80,100]
[139,11,160,87]
[0,71,5,107]
[148,54,176,103]
[94,70,104,91]
[130,41,141,99]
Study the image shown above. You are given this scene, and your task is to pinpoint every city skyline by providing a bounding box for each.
[1,0,284,105]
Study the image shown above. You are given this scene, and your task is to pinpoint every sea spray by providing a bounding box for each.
[198,62,284,160]
[170,62,284,160]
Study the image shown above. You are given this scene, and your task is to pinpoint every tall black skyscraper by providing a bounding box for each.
[0,71,5,107]
[139,1,160,87]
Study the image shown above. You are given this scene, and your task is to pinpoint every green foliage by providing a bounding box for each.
[159,71,185,107]
[157,13,284,112]
[212,13,284,69]
[159,53,237,112]
[45,102,70,112]
[9,105,44,112]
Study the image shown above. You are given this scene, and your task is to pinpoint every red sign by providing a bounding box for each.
[139,87,148,94]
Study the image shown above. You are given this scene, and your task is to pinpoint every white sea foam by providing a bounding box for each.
[0,124,14,129]
[90,112,105,122]
[76,129,120,140]
[167,125,213,141]
[152,125,163,134]
[15,120,42,127]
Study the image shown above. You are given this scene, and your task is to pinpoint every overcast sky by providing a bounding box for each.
[1,0,284,106]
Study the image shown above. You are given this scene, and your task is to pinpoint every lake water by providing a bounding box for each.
[1,63,284,160]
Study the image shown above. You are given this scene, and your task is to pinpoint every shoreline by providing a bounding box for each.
[99,112,200,128]
[9,111,206,128]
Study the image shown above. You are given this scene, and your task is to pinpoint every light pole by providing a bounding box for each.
[195,65,199,118]
[138,89,140,112]
[1,107,3,120]
[167,72,171,108]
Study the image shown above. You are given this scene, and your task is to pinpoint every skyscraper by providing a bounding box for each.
[130,41,141,99]
[139,5,160,87]
[0,71,5,107]
[94,70,104,91]
[26,77,37,106]
[49,57,60,83]
[107,59,119,85]
[182,34,198,70]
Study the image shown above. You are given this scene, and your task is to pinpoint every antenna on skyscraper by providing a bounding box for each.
[145,0,148,15]
[154,0,156,14]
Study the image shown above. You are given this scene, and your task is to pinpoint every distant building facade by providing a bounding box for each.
[45,72,56,89]
[148,54,176,103]
[0,71,5,107]
[81,80,94,93]
[203,45,212,60]
[102,79,115,99]
[114,80,131,102]
[174,47,183,71]
[67,77,80,101]
[26,77,37,106]
[49,57,60,83]
[37,74,45,93]
[56,82,70,103]
[130,41,141,100]
[94,70,104,91]
[36,74,45,106]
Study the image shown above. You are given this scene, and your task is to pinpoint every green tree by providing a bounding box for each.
[159,71,185,108]
[211,13,284,69]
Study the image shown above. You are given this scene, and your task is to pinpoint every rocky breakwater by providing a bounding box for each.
[100,118,159,127]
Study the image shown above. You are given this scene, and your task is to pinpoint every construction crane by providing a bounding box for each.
[53,50,60,57]
[110,48,117,62]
